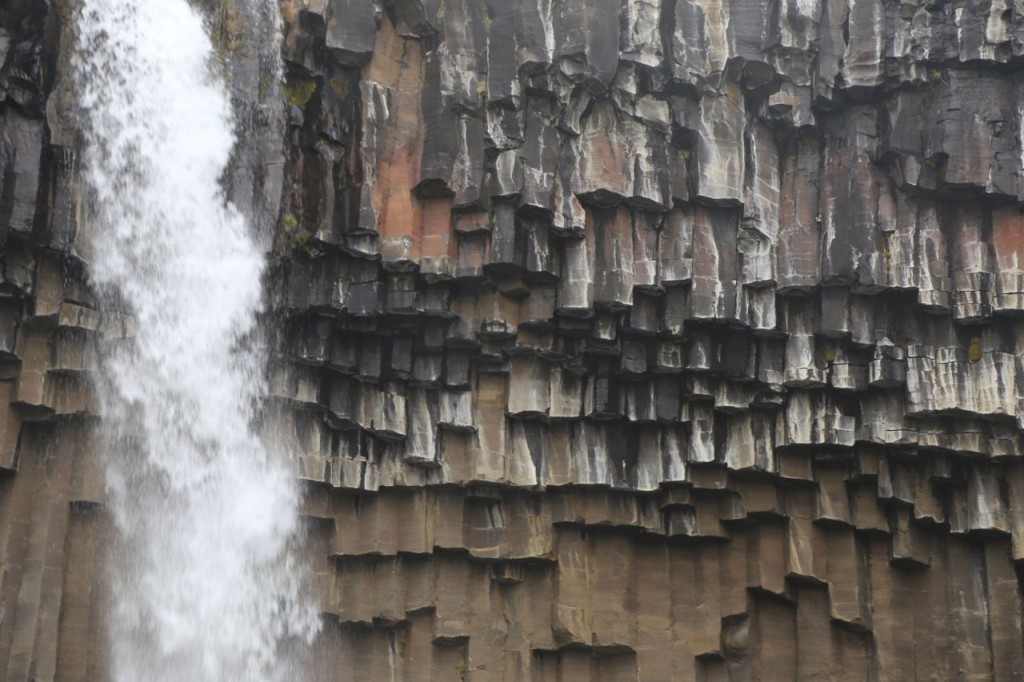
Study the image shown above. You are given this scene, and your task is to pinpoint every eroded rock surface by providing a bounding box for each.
[3,0,1024,679]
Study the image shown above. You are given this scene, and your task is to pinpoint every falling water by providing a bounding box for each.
[73,1,318,680]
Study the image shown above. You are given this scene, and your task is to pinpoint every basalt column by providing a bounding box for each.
[3,0,1024,680]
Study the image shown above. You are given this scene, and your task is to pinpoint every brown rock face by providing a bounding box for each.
[4,0,1024,679]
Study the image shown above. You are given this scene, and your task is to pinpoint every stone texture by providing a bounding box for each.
[2,0,1024,679]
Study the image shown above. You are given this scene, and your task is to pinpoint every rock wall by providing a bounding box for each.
[2,0,1024,679]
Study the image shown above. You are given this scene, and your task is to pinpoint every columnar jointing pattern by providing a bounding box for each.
[276,0,1024,678]
[3,0,1024,679]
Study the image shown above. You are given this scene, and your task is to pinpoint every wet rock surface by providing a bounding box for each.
[3,0,1024,679]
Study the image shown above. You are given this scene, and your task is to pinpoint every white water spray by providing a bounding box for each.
[73,1,318,680]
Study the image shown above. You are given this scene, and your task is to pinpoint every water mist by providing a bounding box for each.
[73,1,319,680]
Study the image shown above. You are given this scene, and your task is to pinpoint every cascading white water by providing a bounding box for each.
[73,1,318,680]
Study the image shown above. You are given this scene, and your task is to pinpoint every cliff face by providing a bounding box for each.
[2,0,1024,679]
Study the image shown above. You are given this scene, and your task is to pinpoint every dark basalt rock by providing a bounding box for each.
[3,0,1024,679]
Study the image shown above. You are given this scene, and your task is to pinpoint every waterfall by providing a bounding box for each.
[73,1,318,680]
